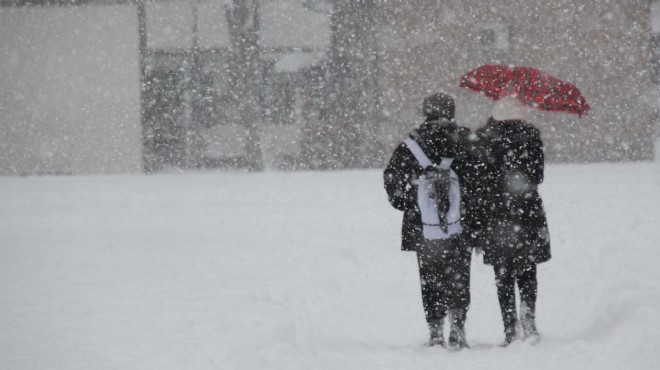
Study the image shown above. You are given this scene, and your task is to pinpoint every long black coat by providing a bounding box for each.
[475,119,551,266]
[384,119,483,251]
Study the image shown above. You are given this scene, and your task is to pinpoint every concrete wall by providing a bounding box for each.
[377,0,654,162]
[0,4,142,175]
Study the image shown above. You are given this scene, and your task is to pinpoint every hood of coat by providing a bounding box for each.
[409,118,460,161]
[479,118,540,152]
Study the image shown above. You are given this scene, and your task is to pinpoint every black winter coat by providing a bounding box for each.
[384,119,484,251]
[475,119,551,266]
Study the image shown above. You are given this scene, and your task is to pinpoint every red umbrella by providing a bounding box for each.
[459,64,590,116]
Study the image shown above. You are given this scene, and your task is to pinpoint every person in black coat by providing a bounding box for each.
[475,98,551,346]
[383,92,483,350]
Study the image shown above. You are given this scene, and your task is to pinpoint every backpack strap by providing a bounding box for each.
[438,157,454,169]
[404,138,454,169]
[404,138,433,167]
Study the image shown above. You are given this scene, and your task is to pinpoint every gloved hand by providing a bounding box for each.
[422,166,450,181]
[423,166,437,179]
[408,166,449,186]
[407,173,421,186]
[408,167,442,185]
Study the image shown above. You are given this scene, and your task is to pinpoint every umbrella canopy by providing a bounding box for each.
[459,64,591,116]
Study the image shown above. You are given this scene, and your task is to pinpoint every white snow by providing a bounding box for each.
[2,160,660,369]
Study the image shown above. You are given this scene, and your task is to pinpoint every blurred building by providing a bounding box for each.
[376,0,655,163]
[0,0,656,175]
[0,2,142,175]
[141,0,331,172]
[650,0,660,156]
[0,0,332,175]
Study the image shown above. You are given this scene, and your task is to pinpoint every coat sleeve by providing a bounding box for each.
[383,144,419,211]
[454,133,491,242]
[523,126,545,185]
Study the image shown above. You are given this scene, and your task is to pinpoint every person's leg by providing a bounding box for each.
[517,263,539,340]
[494,261,517,345]
[416,242,447,346]
[444,238,472,310]
[444,238,472,349]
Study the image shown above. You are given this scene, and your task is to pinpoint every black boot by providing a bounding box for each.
[447,309,468,350]
[520,302,540,344]
[502,324,517,347]
[427,319,445,347]
[500,311,518,347]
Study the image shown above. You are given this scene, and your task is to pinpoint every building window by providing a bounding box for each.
[477,29,496,46]
[472,22,509,52]
[303,0,332,13]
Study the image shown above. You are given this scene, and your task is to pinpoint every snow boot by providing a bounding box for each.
[520,303,540,344]
[500,325,517,347]
[500,312,518,347]
[447,309,468,350]
[427,319,445,347]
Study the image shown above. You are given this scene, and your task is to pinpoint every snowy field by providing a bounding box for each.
[2,159,660,370]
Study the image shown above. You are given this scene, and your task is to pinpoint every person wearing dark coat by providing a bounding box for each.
[383,92,483,350]
[475,98,552,346]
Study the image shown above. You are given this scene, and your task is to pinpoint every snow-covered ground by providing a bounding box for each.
[2,159,660,370]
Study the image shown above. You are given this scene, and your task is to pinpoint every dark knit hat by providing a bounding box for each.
[422,92,455,120]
